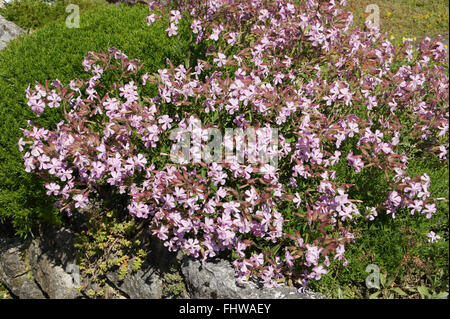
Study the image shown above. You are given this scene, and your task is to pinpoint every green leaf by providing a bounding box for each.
[433,292,449,299]
[337,287,343,299]
[392,287,407,296]
[379,273,387,287]
[386,276,396,288]
[369,291,381,299]
[417,286,430,299]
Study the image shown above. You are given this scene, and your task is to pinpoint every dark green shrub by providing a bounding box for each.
[0,0,109,30]
[0,4,198,236]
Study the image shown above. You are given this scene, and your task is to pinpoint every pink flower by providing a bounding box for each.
[119,81,138,103]
[184,238,200,258]
[213,52,227,67]
[18,138,26,152]
[305,245,322,266]
[259,164,277,179]
[166,23,178,37]
[133,154,147,170]
[45,183,60,196]
[227,32,238,45]
[146,13,156,26]
[58,168,73,182]
[158,115,173,130]
[273,73,285,85]
[245,188,258,205]
[225,98,239,114]
[170,10,182,24]
[366,96,377,110]
[427,231,441,243]
[223,201,240,214]
[422,203,436,219]
[91,161,106,179]
[91,65,103,77]
[191,19,202,34]
[250,253,264,267]
[47,92,61,108]
[347,151,364,172]
[293,192,302,208]
[389,191,402,208]
[128,201,150,219]
[334,244,345,260]
[216,187,227,200]
[209,26,222,41]
[142,72,149,85]
[312,265,327,280]
[73,194,89,209]
[235,241,247,257]
[285,250,294,268]
[152,225,169,241]
[339,87,353,106]
[174,186,186,199]
[365,207,378,220]
[438,145,447,159]
[47,158,61,175]
[408,200,423,215]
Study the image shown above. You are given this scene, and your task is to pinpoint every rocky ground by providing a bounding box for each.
[0,224,325,299]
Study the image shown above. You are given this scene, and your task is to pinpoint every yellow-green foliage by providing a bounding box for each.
[347,0,449,40]
[74,208,147,295]
[0,282,13,299]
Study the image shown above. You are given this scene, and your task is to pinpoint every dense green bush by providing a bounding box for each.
[0,0,108,30]
[0,4,199,236]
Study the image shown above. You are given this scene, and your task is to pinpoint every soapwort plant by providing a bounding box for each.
[20,0,448,290]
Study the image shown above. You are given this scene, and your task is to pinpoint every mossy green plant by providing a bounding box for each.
[0,282,13,299]
[162,266,188,299]
[73,205,149,297]
[0,3,197,236]
[0,0,109,31]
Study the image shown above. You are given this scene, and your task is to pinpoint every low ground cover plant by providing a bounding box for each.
[17,0,448,294]
[347,0,449,42]
[0,0,109,30]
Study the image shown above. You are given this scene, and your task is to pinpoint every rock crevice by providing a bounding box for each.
[0,226,325,299]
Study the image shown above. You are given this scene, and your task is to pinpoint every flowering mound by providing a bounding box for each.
[20,0,448,290]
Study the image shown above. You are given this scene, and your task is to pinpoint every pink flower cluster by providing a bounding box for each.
[20,0,448,290]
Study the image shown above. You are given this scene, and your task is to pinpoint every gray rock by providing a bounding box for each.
[27,227,82,299]
[181,258,325,299]
[0,14,25,50]
[102,282,128,299]
[19,278,47,299]
[2,224,326,299]
[106,259,164,299]
[0,238,46,299]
